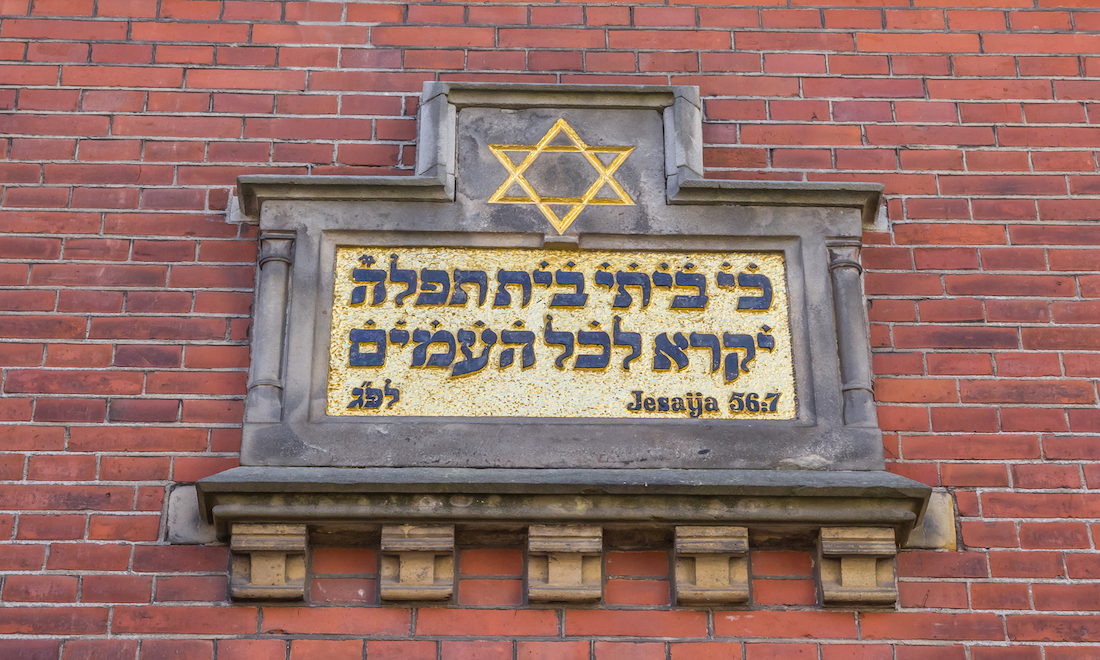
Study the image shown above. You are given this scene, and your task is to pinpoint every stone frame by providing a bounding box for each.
[234,82,888,472]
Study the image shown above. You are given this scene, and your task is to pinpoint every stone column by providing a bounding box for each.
[827,239,877,427]
[244,231,294,423]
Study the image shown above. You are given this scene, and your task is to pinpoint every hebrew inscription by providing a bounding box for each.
[328,247,794,419]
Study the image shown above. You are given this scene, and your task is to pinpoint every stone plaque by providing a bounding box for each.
[198,85,932,609]
[328,247,793,419]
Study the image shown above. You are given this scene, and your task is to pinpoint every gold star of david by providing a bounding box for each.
[488,118,635,234]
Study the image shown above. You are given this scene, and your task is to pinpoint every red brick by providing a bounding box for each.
[0,315,87,339]
[141,640,212,660]
[752,579,817,606]
[595,642,665,660]
[368,641,437,660]
[1046,436,1100,460]
[1070,410,1100,433]
[931,407,998,433]
[1033,584,1100,613]
[133,545,227,573]
[961,380,1094,405]
[27,454,96,480]
[112,606,255,635]
[861,613,1003,640]
[47,543,131,571]
[928,353,993,376]
[290,640,362,660]
[33,398,106,423]
[671,643,743,660]
[985,492,1100,519]
[971,583,1031,611]
[1067,554,1100,579]
[6,370,142,395]
[746,644,817,660]
[3,575,78,602]
[1008,615,1100,642]
[876,406,929,432]
[864,273,943,296]
[262,607,408,635]
[1020,521,1089,549]
[442,641,511,660]
[0,607,108,634]
[172,456,238,482]
[987,300,1050,324]
[82,574,152,603]
[716,611,855,639]
[603,579,669,606]
[605,550,668,577]
[898,552,988,579]
[1066,353,1100,377]
[440,547,521,577]
[454,579,522,606]
[751,551,812,577]
[88,514,159,541]
[899,582,968,609]
[4,484,133,512]
[1002,408,1068,433]
[736,32,853,52]
[961,520,1018,548]
[896,647,966,660]
[63,639,139,660]
[419,609,555,636]
[903,435,1040,460]
[309,577,376,604]
[215,640,286,660]
[876,379,958,404]
[0,288,53,312]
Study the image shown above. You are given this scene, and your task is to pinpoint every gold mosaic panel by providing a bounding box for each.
[328,247,794,420]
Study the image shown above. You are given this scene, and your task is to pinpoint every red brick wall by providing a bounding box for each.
[2,1,1099,658]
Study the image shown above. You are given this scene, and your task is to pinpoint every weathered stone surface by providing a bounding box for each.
[166,485,217,545]
[904,490,957,551]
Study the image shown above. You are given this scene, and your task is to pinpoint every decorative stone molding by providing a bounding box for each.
[817,527,898,607]
[229,523,307,600]
[379,524,455,601]
[674,526,750,605]
[528,525,603,603]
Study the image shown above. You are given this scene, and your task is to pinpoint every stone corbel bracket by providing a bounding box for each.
[674,526,750,605]
[817,527,899,607]
[235,82,882,232]
[528,525,603,603]
[229,523,307,600]
[379,524,455,601]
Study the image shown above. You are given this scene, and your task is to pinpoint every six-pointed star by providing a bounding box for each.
[488,118,635,235]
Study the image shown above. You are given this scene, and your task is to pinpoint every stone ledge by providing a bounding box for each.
[196,467,930,542]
